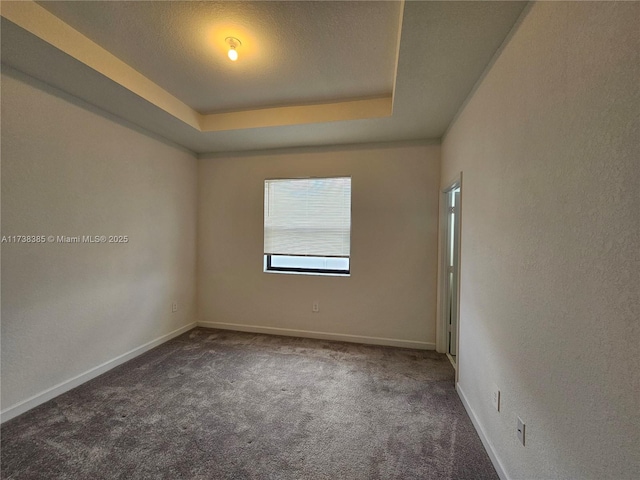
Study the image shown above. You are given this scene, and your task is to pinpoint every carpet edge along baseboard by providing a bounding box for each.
[197,321,436,351]
[0,322,198,424]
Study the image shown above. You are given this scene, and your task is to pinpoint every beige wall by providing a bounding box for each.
[1,68,198,413]
[198,143,440,348]
[441,2,639,479]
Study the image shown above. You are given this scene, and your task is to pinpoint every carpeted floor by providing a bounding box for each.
[1,328,497,479]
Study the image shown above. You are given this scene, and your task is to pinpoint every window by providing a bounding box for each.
[264,177,351,275]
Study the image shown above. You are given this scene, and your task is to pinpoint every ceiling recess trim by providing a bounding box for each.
[1,1,398,132]
[0,0,201,130]
[202,96,393,132]
[390,0,405,110]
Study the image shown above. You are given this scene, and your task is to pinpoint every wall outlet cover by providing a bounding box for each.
[517,416,525,446]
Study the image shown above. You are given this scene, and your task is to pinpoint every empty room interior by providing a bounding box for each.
[1,1,638,479]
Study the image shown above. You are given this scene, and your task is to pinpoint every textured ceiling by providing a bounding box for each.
[37,1,402,113]
[0,1,527,153]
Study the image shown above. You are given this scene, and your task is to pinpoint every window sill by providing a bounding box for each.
[263,269,350,278]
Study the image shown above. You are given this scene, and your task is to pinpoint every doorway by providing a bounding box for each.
[439,177,462,371]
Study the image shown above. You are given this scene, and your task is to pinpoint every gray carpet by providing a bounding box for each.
[1,328,498,479]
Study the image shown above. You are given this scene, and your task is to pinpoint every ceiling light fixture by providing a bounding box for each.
[225,37,241,62]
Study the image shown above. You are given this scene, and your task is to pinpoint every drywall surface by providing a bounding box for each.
[198,143,440,347]
[441,2,639,479]
[1,69,198,410]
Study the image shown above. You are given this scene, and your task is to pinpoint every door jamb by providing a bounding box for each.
[436,172,463,383]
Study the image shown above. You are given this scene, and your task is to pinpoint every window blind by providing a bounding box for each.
[264,177,351,257]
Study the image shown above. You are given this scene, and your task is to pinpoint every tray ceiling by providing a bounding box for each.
[37,1,402,113]
[0,1,528,153]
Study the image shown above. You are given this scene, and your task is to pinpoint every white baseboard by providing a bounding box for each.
[456,383,509,480]
[197,321,435,350]
[1,320,432,424]
[0,322,197,424]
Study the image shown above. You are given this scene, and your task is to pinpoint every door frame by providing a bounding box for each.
[436,172,463,382]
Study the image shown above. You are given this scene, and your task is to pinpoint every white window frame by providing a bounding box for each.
[263,176,351,276]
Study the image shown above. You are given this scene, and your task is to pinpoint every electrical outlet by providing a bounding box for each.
[312,301,319,313]
[492,384,501,412]
[172,302,178,313]
[517,417,525,446]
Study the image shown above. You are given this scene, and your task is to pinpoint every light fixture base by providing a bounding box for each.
[225,37,242,49]
[225,37,242,61]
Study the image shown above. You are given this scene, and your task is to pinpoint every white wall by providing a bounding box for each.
[198,143,440,348]
[441,2,639,479]
[1,68,198,414]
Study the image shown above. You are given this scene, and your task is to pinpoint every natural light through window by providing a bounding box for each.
[264,177,351,275]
